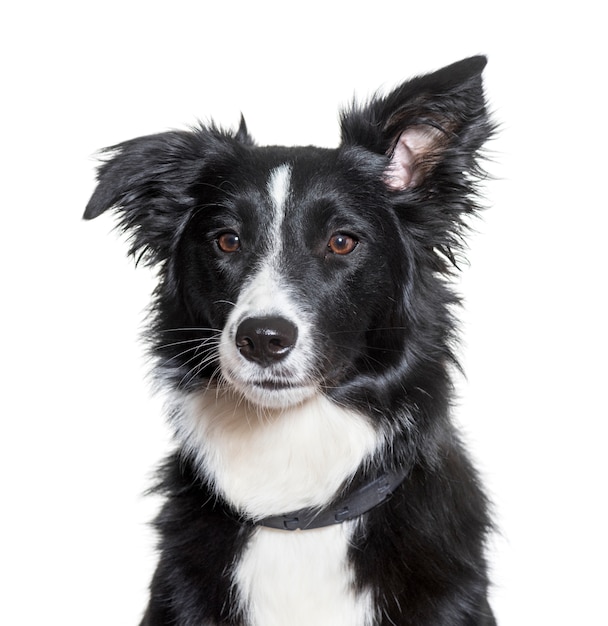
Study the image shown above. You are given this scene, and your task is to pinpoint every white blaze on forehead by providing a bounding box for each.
[266,163,292,254]
[227,163,293,315]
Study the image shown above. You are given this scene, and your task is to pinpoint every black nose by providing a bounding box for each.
[235,316,298,367]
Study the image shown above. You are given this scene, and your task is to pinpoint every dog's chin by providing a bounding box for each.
[231,379,318,410]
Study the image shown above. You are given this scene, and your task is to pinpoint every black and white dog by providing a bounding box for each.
[85,56,496,625]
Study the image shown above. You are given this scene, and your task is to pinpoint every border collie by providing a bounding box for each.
[85,56,496,625]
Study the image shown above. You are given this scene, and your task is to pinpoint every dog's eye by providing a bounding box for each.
[217,232,241,253]
[327,233,358,255]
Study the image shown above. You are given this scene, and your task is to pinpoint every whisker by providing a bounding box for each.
[157,336,220,352]
[160,338,219,362]
[159,327,222,335]
[213,300,236,309]
[174,347,215,372]
[177,349,222,388]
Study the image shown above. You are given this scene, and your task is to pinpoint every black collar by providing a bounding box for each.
[256,466,408,531]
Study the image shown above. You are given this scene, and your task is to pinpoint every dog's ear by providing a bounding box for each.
[340,56,491,191]
[84,131,204,265]
[84,123,250,265]
[234,114,255,146]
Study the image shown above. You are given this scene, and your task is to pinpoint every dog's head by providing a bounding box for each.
[85,56,492,412]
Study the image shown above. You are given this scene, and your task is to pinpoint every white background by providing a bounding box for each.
[2,1,606,624]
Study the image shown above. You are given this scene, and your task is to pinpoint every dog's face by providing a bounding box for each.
[85,56,492,414]
[172,146,404,409]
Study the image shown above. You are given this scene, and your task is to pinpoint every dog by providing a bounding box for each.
[84,55,496,625]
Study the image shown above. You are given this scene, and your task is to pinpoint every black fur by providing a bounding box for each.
[85,56,496,625]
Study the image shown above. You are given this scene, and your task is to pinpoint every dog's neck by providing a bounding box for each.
[255,466,408,531]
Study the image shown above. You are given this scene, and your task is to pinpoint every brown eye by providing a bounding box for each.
[217,232,241,253]
[327,233,358,255]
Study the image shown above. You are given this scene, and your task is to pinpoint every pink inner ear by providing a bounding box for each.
[384,126,438,190]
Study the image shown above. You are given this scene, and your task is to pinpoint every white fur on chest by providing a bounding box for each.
[234,523,375,626]
[175,391,381,518]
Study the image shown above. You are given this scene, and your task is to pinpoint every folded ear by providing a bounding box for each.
[84,130,202,265]
[84,123,250,265]
[340,56,492,191]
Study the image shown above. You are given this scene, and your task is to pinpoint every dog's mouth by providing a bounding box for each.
[252,378,295,390]
[227,376,317,409]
